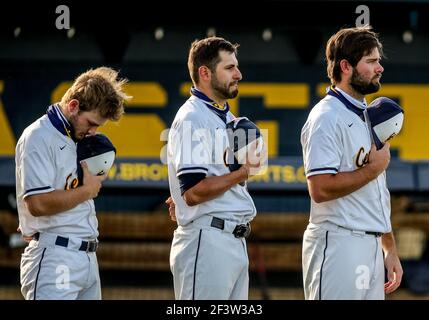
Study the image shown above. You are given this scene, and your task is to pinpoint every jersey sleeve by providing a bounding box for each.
[168,115,212,178]
[178,172,206,195]
[301,111,342,178]
[19,136,56,198]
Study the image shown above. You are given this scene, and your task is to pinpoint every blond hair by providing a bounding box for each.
[60,67,131,121]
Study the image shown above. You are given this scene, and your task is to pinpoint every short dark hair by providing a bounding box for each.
[187,37,239,85]
[326,26,383,84]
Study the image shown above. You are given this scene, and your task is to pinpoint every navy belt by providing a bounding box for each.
[33,232,98,252]
[338,226,383,238]
[210,217,251,238]
[365,231,384,237]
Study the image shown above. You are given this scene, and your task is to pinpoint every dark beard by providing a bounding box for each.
[211,75,238,100]
[69,114,82,141]
[350,69,381,95]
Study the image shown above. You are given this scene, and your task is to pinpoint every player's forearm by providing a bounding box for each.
[24,187,92,216]
[382,232,398,255]
[308,165,379,203]
[183,166,248,206]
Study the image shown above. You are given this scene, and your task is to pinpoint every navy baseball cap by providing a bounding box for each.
[225,117,263,174]
[76,133,116,183]
[364,97,404,150]
[77,133,116,161]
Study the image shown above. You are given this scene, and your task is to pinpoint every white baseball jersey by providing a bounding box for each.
[15,106,98,239]
[167,94,256,226]
[301,87,391,233]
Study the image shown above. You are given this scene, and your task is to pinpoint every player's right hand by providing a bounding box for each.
[243,139,268,177]
[81,161,107,199]
[165,196,176,221]
[367,142,391,178]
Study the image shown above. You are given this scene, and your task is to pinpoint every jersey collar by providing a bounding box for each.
[327,86,365,121]
[335,87,367,109]
[190,87,229,123]
[47,104,76,141]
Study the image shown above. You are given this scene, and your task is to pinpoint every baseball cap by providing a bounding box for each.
[77,133,116,176]
[364,97,404,150]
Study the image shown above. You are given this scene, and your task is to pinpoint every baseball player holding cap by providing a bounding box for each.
[15,67,130,300]
[167,37,266,300]
[301,27,403,300]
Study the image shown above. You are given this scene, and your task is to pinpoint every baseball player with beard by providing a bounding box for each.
[167,37,266,300]
[16,67,130,300]
[301,27,403,300]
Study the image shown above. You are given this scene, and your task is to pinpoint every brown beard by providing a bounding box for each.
[69,114,83,141]
[211,73,238,100]
[350,68,381,95]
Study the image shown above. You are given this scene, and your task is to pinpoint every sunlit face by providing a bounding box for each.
[350,47,384,95]
[210,50,243,100]
[70,109,107,141]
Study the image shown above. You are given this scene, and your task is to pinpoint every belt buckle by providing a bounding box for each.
[233,223,251,238]
[81,241,90,252]
[82,240,94,252]
[88,241,98,252]
[86,242,91,253]
[371,232,383,237]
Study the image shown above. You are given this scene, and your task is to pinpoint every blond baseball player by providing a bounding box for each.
[16,67,130,300]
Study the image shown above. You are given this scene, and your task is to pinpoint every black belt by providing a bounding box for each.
[338,226,383,238]
[365,231,384,237]
[33,232,98,252]
[210,217,251,238]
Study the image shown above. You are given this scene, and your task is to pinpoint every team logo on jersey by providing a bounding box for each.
[355,147,369,168]
[64,173,79,190]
